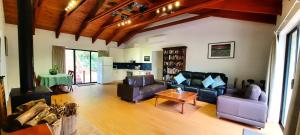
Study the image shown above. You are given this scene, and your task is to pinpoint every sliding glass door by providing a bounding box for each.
[75,50,91,84]
[65,49,75,82]
[281,26,300,127]
[65,49,98,84]
[91,52,98,82]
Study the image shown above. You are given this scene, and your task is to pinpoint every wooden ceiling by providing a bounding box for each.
[3,0,282,46]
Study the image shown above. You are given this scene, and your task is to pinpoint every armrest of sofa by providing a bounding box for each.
[155,80,168,87]
[215,86,226,95]
[117,83,140,102]
[168,79,177,85]
[217,95,268,123]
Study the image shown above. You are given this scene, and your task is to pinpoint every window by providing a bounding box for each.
[65,49,98,84]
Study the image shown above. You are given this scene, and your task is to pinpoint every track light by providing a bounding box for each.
[168,4,173,10]
[162,7,166,12]
[175,1,180,7]
[156,9,160,14]
[156,1,180,14]
[65,0,79,11]
[117,19,132,27]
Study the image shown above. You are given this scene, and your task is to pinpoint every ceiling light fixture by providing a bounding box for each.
[156,1,181,14]
[118,19,132,27]
[65,0,79,12]
[162,7,166,12]
[156,9,160,14]
[168,4,173,10]
[175,1,180,7]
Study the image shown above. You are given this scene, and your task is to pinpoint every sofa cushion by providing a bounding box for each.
[181,79,191,86]
[199,89,218,98]
[259,91,267,103]
[174,73,186,84]
[170,84,185,90]
[140,84,166,95]
[191,79,203,86]
[127,76,144,87]
[184,86,200,93]
[202,75,215,88]
[207,72,228,86]
[244,84,262,100]
[198,89,218,103]
[180,71,193,79]
[143,75,155,86]
[212,76,226,88]
[191,72,206,80]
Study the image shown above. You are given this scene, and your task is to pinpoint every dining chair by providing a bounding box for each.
[33,72,40,87]
[68,70,74,92]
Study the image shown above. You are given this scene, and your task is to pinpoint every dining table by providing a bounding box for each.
[38,73,72,93]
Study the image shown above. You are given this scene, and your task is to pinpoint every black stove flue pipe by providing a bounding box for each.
[17,0,35,93]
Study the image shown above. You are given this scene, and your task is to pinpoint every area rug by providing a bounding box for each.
[243,129,264,135]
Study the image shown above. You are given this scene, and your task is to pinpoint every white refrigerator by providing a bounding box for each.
[97,57,113,84]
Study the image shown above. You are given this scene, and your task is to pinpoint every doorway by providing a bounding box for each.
[152,51,163,80]
[280,26,300,127]
[65,49,98,84]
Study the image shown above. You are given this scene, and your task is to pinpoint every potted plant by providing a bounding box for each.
[49,65,59,75]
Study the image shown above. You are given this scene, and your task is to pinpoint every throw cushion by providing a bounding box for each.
[244,84,262,100]
[181,79,191,86]
[191,79,203,86]
[202,75,215,88]
[174,73,186,84]
[211,76,226,88]
[143,75,155,86]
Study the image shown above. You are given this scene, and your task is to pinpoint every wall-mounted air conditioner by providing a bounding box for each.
[146,34,166,43]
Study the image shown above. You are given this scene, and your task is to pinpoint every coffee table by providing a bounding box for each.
[155,89,197,114]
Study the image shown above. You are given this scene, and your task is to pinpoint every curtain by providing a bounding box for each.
[265,39,275,100]
[265,36,277,122]
[52,46,65,73]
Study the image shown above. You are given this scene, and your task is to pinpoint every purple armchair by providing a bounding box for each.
[217,85,268,128]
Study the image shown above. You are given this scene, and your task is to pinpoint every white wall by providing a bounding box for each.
[5,24,113,92]
[0,0,8,101]
[124,17,275,87]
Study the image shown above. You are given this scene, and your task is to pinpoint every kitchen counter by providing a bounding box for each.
[112,69,152,81]
[113,69,151,72]
[113,62,152,71]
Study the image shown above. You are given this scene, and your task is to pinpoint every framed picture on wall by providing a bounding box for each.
[208,41,235,59]
[144,56,150,61]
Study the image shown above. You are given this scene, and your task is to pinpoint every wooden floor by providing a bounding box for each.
[52,84,283,135]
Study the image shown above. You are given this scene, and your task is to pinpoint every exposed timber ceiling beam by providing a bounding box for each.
[75,0,105,41]
[33,0,44,35]
[55,0,86,38]
[122,0,224,31]
[88,0,133,23]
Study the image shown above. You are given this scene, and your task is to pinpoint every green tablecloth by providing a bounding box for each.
[38,74,72,87]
